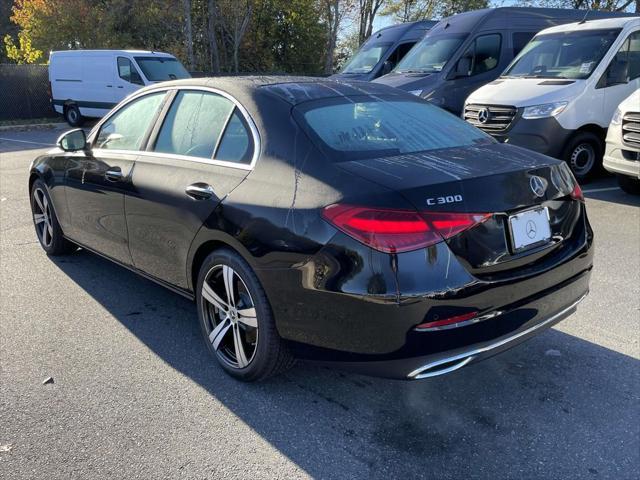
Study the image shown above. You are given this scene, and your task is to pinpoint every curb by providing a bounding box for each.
[0,122,68,132]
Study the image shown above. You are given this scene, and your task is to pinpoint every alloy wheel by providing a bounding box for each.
[201,264,258,369]
[33,188,53,248]
[569,143,595,177]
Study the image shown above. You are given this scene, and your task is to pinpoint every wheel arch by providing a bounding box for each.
[187,231,257,294]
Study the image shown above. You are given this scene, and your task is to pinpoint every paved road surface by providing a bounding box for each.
[1,128,638,479]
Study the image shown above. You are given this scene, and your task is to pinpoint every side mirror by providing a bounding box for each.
[381,60,394,76]
[57,129,87,152]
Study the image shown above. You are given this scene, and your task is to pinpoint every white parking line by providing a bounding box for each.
[583,187,621,193]
[0,137,53,146]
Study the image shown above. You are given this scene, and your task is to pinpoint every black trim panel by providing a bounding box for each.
[52,99,117,110]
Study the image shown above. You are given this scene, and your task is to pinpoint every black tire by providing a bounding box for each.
[196,249,295,381]
[30,179,75,255]
[562,131,603,182]
[617,174,640,195]
[64,104,83,127]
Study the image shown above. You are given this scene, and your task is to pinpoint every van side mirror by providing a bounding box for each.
[381,60,394,76]
[57,129,87,152]
[451,57,471,79]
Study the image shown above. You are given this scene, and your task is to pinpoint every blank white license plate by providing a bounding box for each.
[508,207,551,251]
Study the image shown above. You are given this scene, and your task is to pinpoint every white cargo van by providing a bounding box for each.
[49,50,190,126]
[464,17,640,180]
[604,90,640,194]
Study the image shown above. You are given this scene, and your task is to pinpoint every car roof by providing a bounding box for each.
[140,76,406,105]
[538,16,640,34]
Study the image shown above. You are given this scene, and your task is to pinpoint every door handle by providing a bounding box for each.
[185,183,214,200]
[105,168,123,182]
[106,85,113,88]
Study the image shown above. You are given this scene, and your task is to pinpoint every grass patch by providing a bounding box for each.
[0,117,61,126]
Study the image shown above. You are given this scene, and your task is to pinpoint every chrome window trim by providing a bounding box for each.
[88,84,261,171]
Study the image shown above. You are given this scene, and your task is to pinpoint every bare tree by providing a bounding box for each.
[220,0,253,73]
[358,0,386,45]
[182,0,194,70]
[323,0,346,74]
[207,0,221,74]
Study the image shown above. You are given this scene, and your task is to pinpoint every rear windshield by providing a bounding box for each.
[134,56,191,81]
[297,96,493,162]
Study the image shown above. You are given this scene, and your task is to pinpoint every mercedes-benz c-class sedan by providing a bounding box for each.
[29,77,593,381]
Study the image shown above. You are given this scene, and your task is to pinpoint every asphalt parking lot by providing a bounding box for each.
[1,127,638,480]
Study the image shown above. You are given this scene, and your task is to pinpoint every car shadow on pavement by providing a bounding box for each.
[50,250,639,479]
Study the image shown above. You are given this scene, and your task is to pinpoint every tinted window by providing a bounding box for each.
[459,34,502,76]
[154,91,234,159]
[95,92,165,150]
[117,57,143,85]
[299,96,492,162]
[512,32,535,57]
[395,34,467,73]
[134,56,190,81]
[388,42,416,65]
[216,110,253,164]
[505,29,621,79]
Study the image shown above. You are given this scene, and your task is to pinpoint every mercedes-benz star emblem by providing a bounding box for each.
[530,176,547,197]
[526,220,537,239]
[477,108,489,124]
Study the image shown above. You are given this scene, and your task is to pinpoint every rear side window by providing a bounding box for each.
[95,92,166,150]
[298,96,492,162]
[154,91,234,159]
[216,111,253,163]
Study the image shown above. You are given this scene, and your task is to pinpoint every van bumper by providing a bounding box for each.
[492,117,573,159]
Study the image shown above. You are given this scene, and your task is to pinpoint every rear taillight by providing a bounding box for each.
[322,204,490,253]
[570,183,584,202]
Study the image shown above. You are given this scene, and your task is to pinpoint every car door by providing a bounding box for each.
[115,56,145,102]
[65,91,168,265]
[598,30,640,125]
[125,88,256,289]
[445,33,505,114]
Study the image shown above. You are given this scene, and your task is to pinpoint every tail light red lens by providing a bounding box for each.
[570,183,584,202]
[322,204,490,253]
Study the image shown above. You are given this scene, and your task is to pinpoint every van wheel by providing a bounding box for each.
[64,104,83,127]
[617,175,640,195]
[563,132,603,182]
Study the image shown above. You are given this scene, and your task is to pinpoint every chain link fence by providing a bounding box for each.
[0,64,57,122]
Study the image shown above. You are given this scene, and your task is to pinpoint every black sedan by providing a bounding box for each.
[29,77,593,381]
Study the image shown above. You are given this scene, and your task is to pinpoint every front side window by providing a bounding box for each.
[599,31,640,87]
[117,57,144,85]
[394,33,467,74]
[133,57,190,81]
[95,92,166,150]
[341,43,391,74]
[504,29,621,80]
[298,96,492,162]
[457,34,502,77]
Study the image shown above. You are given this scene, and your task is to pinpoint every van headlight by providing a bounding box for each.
[610,107,623,125]
[522,101,568,119]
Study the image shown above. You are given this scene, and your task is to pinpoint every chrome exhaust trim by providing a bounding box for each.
[407,293,588,380]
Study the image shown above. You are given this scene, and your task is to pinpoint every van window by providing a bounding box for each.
[504,29,621,80]
[512,32,535,57]
[342,43,392,74]
[458,34,502,76]
[134,57,190,81]
[395,33,467,73]
[95,92,166,150]
[117,57,144,85]
[599,31,640,87]
[297,95,492,162]
[154,90,235,159]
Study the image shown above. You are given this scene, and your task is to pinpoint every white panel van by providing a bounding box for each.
[464,17,640,180]
[49,50,190,126]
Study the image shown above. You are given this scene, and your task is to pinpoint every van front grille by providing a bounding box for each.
[464,104,517,133]
[622,112,640,149]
